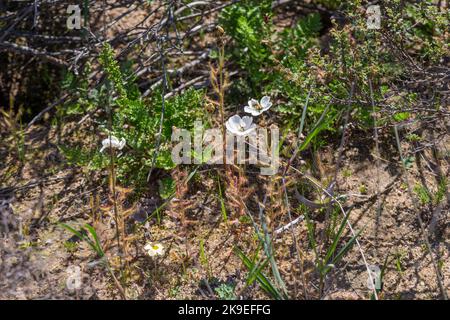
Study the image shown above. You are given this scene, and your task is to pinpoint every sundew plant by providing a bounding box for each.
[0,0,448,303]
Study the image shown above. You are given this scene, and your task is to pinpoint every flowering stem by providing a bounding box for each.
[218,41,226,166]
[105,81,124,286]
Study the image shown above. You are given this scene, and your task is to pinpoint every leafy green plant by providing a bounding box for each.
[158,177,176,200]
[220,0,273,91]
[305,210,361,296]
[199,239,212,279]
[407,133,422,142]
[60,45,205,189]
[59,223,105,258]
[434,178,447,205]
[279,13,322,60]
[359,184,368,194]
[412,178,447,206]
[58,145,92,167]
[58,63,95,118]
[220,0,449,152]
[393,112,411,123]
[217,175,228,222]
[394,250,406,275]
[215,283,236,300]
[234,246,286,300]
[413,184,431,205]
[402,156,414,170]
[63,241,78,253]
[221,2,344,145]
[60,222,127,298]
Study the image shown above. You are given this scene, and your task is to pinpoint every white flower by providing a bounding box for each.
[100,136,126,152]
[225,115,256,136]
[244,96,272,116]
[144,243,164,257]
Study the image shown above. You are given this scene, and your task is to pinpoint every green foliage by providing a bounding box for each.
[60,223,105,258]
[158,177,176,200]
[99,44,127,100]
[305,209,361,294]
[413,178,448,206]
[60,45,205,188]
[220,0,449,149]
[221,2,337,141]
[199,239,212,279]
[279,13,322,59]
[58,145,92,167]
[406,133,422,142]
[102,44,204,184]
[220,0,272,91]
[434,178,447,205]
[402,156,414,170]
[393,112,411,122]
[234,246,287,300]
[217,175,228,222]
[215,283,236,300]
[58,63,97,117]
[413,184,431,205]
[63,241,78,253]
[108,86,204,185]
[385,0,448,63]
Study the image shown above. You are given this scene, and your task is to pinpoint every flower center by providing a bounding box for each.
[152,245,160,250]
[238,120,247,131]
[254,102,263,110]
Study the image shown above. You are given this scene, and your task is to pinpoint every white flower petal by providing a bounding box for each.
[118,138,126,150]
[101,135,126,152]
[244,96,273,116]
[226,115,241,134]
[226,117,238,133]
[244,106,253,114]
[242,116,253,127]
[248,109,263,116]
[244,106,261,116]
[229,115,241,127]
[226,120,236,134]
[248,99,258,108]
[235,124,256,136]
[260,96,271,108]
[147,250,157,257]
[226,114,257,135]
[108,136,119,144]
[262,102,272,111]
[145,243,164,257]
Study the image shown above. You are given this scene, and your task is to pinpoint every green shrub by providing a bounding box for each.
[60,45,205,188]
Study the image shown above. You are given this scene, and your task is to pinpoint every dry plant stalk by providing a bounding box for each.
[226,165,254,217]
[208,26,229,165]
[207,27,255,218]
[99,180,137,291]
[166,168,197,259]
